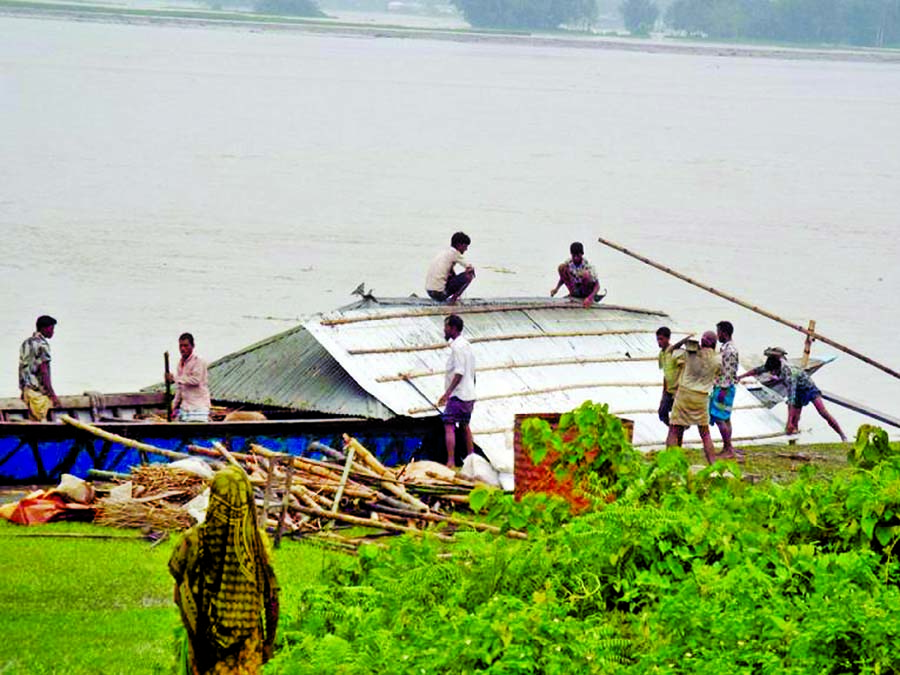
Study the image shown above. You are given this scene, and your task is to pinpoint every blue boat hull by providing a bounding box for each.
[0,417,443,484]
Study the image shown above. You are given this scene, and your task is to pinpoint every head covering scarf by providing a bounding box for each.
[170,465,275,672]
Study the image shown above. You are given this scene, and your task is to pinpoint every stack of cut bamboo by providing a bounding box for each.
[76,421,526,548]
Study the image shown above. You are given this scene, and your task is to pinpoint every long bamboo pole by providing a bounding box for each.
[163,351,172,422]
[406,380,663,415]
[381,354,658,382]
[596,235,900,381]
[347,329,653,356]
[60,415,188,461]
[319,302,664,326]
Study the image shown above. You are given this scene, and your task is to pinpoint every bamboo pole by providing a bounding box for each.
[275,460,294,549]
[320,302,665,326]
[60,415,189,461]
[380,354,658,382]
[347,329,652,356]
[343,436,430,512]
[401,375,443,415]
[292,483,330,510]
[406,381,663,415]
[331,444,357,514]
[801,319,816,368]
[292,504,452,540]
[632,430,789,447]
[163,351,172,422]
[596,235,900,381]
[212,441,244,470]
[368,504,527,540]
[261,457,275,527]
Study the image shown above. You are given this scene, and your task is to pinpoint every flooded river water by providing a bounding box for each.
[2,15,899,439]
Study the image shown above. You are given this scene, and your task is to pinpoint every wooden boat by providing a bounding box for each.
[0,391,441,484]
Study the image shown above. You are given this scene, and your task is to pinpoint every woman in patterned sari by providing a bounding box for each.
[169,465,279,674]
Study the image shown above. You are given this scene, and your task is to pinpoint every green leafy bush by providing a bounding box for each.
[269,417,900,673]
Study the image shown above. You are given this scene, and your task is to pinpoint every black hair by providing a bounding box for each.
[36,315,57,330]
[764,355,782,373]
[570,241,584,255]
[445,314,464,332]
[179,332,195,346]
[716,321,734,338]
[450,232,471,248]
[656,326,671,338]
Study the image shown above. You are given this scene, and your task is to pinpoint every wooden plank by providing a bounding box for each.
[0,391,167,413]
[349,329,653,356]
[819,390,900,429]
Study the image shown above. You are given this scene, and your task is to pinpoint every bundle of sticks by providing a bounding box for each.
[60,413,527,549]
[185,435,526,549]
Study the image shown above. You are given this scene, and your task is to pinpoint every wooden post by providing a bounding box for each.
[274,459,293,549]
[261,457,275,529]
[801,319,816,369]
[331,444,357,514]
[164,352,172,422]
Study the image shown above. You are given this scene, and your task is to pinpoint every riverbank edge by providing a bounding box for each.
[3,0,900,64]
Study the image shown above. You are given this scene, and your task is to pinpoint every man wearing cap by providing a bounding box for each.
[739,348,847,442]
[551,242,604,308]
[666,331,722,463]
[18,315,61,422]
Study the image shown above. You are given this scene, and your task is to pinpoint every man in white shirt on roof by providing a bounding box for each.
[437,314,476,468]
[425,232,475,304]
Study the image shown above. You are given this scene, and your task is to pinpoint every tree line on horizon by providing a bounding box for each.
[451,0,899,47]
[241,0,898,47]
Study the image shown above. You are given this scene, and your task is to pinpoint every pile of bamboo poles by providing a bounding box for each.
[194,435,526,549]
[60,416,524,548]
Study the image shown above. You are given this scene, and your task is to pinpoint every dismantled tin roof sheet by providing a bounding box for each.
[305,297,787,472]
[207,324,395,420]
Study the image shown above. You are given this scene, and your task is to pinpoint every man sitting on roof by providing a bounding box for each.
[425,232,475,304]
[551,242,604,308]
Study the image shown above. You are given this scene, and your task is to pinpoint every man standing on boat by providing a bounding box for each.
[667,331,721,463]
[437,314,476,468]
[551,242,604,308]
[426,232,476,304]
[18,315,60,422]
[710,321,739,459]
[166,332,211,422]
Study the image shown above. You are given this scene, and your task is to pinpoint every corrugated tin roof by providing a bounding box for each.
[206,324,394,419]
[305,297,788,472]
